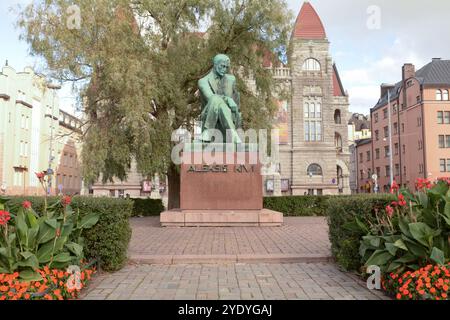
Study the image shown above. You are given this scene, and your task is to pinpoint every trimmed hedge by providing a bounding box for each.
[326,194,395,272]
[5,196,132,272]
[131,198,165,217]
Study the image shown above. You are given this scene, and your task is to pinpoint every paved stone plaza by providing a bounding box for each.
[81,217,389,300]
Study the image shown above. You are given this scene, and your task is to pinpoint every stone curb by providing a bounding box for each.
[129,253,334,265]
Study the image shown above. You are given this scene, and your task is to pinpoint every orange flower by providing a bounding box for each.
[419,290,425,295]
[396,293,402,300]
[442,293,448,299]
[24,293,30,300]
[58,271,64,279]
[34,282,41,288]
[430,287,436,294]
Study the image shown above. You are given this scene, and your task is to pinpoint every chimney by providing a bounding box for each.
[402,63,415,81]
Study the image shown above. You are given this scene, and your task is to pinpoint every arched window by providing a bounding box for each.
[334,109,342,124]
[443,90,449,101]
[302,58,321,71]
[436,89,442,101]
[307,164,323,176]
[335,132,343,151]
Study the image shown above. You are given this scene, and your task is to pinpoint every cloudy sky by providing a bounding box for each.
[1,0,450,115]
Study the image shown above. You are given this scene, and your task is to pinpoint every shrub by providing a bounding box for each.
[131,198,165,217]
[263,195,334,216]
[326,194,395,272]
[3,196,132,272]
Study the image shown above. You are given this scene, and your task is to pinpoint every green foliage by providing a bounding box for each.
[355,181,450,274]
[263,196,337,216]
[17,0,293,202]
[4,196,132,272]
[0,197,99,280]
[326,194,395,273]
[131,198,165,217]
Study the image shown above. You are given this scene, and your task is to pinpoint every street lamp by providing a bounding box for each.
[46,83,62,195]
[381,83,395,188]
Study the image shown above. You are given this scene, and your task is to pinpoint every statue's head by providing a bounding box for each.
[213,54,230,78]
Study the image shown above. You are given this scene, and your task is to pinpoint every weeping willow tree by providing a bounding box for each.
[18,0,292,209]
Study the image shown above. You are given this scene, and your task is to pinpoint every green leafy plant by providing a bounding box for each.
[0,173,99,281]
[352,179,450,274]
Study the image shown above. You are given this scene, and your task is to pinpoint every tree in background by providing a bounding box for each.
[17,0,292,209]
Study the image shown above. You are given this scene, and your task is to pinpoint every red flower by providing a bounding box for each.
[56,229,61,237]
[35,172,45,181]
[22,201,32,209]
[397,194,407,207]
[390,181,399,194]
[0,210,11,226]
[386,205,394,218]
[62,196,71,206]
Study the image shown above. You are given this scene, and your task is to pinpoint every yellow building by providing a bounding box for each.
[0,64,83,196]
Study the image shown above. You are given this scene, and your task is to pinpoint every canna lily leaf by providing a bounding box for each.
[430,247,445,265]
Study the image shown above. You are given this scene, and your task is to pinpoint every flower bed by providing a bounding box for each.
[382,264,450,300]
[0,171,100,300]
[345,178,450,300]
[0,264,95,300]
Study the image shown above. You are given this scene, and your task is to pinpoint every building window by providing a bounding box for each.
[393,104,398,114]
[360,170,364,180]
[395,164,400,176]
[334,109,341,124]
[403,166,406,176]
[393,123,398,135]
[375,148,380,160]
[317,189,323,196]
[335,132,343,151]
[383,108,388,119]
[417,117,422,127]
[367,151,371,162]
[439,135,445,148]
[375,130,379,141]
[359,153,363,163]
[438,111,444,124]
[447,135,450,148]
[367,169,372,179]
[419,164,424,174]
[304,99,322,142]
[376,167,381,177]
[448,159,450,172]
[436,90,442,101]
[109,190,115,197]
[444,90,449,101]
[440,159,446,172]
[401,123,405,133]
[374,113,378,123]
[403,145,406,154]
[384,146,390,158]
[307,164,323,176]
[416,96,421,103]
[302,58,321,71]
[394,143,399,155]
[384,126,389,138]
[445,111,450,124]
[418,140,423,150]
[385,165,391,177]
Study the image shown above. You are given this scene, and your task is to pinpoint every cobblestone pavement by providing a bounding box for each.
[129,217,331,263]
[81,262,388,300]
[81,217,389,300]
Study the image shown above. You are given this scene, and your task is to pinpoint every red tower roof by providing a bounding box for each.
[292,2,326,40]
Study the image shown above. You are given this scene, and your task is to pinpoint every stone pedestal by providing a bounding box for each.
[161,146,283,227]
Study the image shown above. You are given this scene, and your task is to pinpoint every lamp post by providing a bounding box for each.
[47,83,61,195]
[381,83,395,188]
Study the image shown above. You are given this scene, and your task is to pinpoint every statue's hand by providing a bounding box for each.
[226,97,238,112]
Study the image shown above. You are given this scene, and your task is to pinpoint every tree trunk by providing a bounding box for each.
[167,163,180,210]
